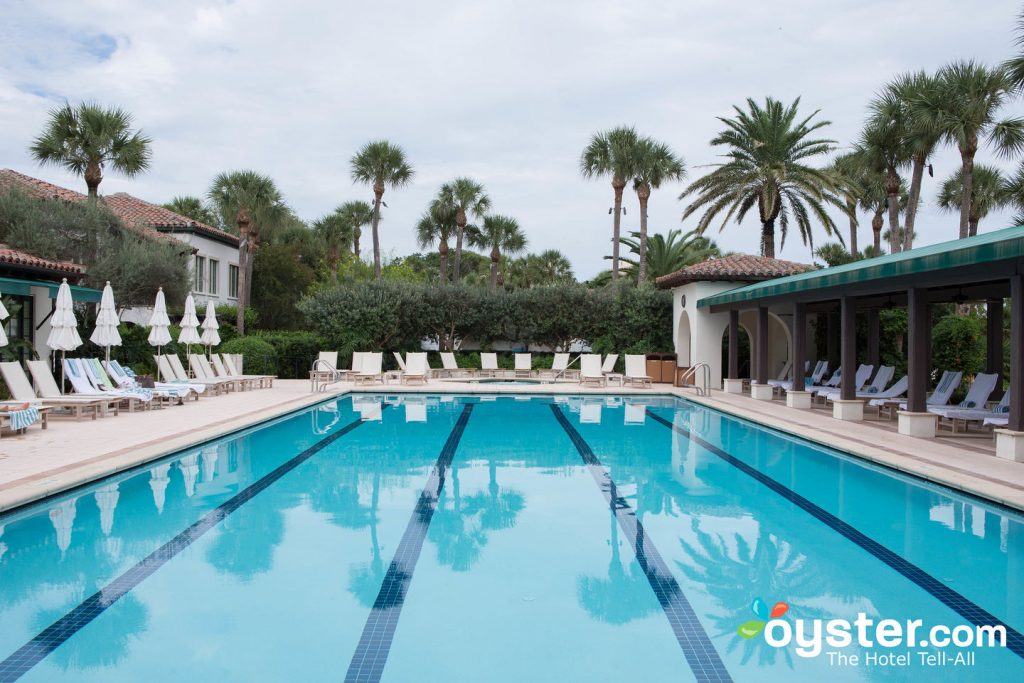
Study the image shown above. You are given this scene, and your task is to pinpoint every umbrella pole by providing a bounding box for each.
[60,351,65,392]
[156,345,162,382]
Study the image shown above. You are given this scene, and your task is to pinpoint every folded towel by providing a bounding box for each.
[866,387,879,394]
[3,407,40,431]
[960,400,976,408]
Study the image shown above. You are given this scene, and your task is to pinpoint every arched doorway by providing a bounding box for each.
[721,324,753,378]
[676,310,692,366]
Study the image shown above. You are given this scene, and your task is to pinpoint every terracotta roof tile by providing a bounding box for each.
[656,254,815,288]
[0,244,85,276]
[105,193,239,245]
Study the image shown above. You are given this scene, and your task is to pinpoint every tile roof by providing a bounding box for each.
[655,254,815,288]
[0,244,85,276]
[0,169,232,248]
[104,193,238,245]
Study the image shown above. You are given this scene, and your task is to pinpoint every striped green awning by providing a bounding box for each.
[0,276,103,303]
[698,226,1024,308]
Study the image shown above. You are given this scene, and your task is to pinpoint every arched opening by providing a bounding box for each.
[721,324,753,378]
[676,310,692,366]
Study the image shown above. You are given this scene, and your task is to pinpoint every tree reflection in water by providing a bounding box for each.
[577,507,657,624]
[30,593,148,671]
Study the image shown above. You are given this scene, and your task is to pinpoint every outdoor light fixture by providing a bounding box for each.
[882,296,896,309]
[952,288,969,304]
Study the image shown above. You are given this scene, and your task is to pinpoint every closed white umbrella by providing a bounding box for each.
[200,300,220,359]
[0,289,8,347]
[148,288,172,381]
[178,295,201,361]
[46,278,83,388]
[89,281,122,365]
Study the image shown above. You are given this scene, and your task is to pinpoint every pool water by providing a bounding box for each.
[0,394,1021,682]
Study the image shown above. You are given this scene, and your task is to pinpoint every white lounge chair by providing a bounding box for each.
[353,352,384,384]
[401,352,429,385]
[624,355,652,388]
[539,353,578,380]
[514,353,533,378]
[193,354,251,391]
[64,358,151,412]
[107,359,199,398]
[310,351,339,386]
[898,370,963,410]
[770,360,828,391]
[220,354,274,388]
[392,352,407,372]
[12,360,113,420]
[480,352,500,378]
[928,373,1000,423]
[579,354,607,387]
[816,364,882,398]
[937,385,1010,432]
[165,354,230,395]
[85,358,184,406]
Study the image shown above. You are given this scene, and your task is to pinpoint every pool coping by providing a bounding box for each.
[1,383,1021,516]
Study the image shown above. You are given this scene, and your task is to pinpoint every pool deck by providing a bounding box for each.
[0,378,1022,514]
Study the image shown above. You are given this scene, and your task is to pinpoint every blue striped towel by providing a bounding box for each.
[4,407,40,431]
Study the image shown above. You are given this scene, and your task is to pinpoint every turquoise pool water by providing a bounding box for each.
[0,394,1021,682]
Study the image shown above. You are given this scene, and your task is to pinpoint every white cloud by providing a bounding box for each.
[0,0,1021,278]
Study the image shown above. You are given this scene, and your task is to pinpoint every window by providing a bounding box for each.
[208,259,219,296]
[228,264,239,299]
[194,255,206,292]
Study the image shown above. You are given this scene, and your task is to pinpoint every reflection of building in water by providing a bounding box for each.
[201,446,219,482]
[95,482,120,536]
[178,453,200,497]
[150,463,171,513]
[49,497,78,554]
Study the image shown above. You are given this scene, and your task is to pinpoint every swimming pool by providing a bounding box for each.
[0,394,1021,682]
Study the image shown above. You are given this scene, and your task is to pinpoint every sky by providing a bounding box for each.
[1,0,1022,280]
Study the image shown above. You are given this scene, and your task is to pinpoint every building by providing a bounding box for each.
[656,254,815,390]
[0,170,240,319]
[0,244,101,360]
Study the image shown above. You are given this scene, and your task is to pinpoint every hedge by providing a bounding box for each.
[219,337,278,376]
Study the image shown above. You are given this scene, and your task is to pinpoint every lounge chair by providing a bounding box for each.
[539,353,578,380]
[935,385,1010,432]
[624,355,653,388]
[770,360,828,391]
[191,354,247,391]
[0,402,46,437]
[438,352,472,378]
[87,358,187,405]
[12,360,113,420]
[401,352,429,385]
[310,351,339,386]
[600,354,622,385]
[816,364,882,399]
[353,352,384,384]
[579,354,607,387]
[807,367,842,391]
[393,352,407,373]
[63,358,151,412]
[219,354,275,388]
[928,373,1000,422]
[163,355,226,395]
[111,359,201,397]
[514,353,532,379]
[900,370,963,410]
[480,352,500,378]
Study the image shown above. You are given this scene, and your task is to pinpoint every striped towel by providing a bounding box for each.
[4,407,40,431]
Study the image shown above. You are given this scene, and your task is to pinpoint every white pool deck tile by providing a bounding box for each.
[0,379,1022,514]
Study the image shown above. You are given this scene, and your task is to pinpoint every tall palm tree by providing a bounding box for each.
[505,250,574,288]
[681,97,846,259]
[880,71,941,251]
[312,209,355,277]
[1003,160,1024,225]
[631,137,685,284]
[334,200,374,259]
[857,105,911,254]
[415,200,458,284]
[609,228,721,282]
[436,178,490,282]
[1004,8,1024,90]
[466,214,527,290]
[831,152,871,255]
[350,140,414,279]
[30,102,151,201]
[580,126,640,280]
[208,171,286,334]
[937,165,1007,237]
[912,61,1024,238]
[162,195,218,226]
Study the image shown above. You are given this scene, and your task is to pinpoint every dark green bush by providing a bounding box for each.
[253,330,326,379]
[220,337,278,375]
[932,314,985,381]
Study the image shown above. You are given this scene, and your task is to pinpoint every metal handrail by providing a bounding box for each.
[679,362,711,397]
[310,358,341,392]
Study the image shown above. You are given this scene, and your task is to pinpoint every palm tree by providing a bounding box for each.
[856,106,911,254]
[30,102,151,201]
[937,165,1007,237]
[681,97,846,258]
[609,228,721,282]
[162,195,218,226]
[505,250,574,288]
[881,71,942,251]
[334,200,374,259]
[831,152,871,255]
[466,214,527,290]
[350,141,414,279]
[1004,8,1024,90]
[1003,161,1024,225]
[631,137,685,284]
[415,200,458,283]
[312,209,355,277]
[208,171,286,334]
[580,126,640,280]
[436,178,490,282]
[912,61,1024,238]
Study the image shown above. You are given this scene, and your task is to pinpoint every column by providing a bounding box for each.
[995,275,1024,461]
[987,299,1004,385]
[899,287,936,437]
[826,310,840,370]
[724,309,743,394]
[833,295,863,420]
[787,302,812,409]
[867,308,880,372]
[751,306,773,400]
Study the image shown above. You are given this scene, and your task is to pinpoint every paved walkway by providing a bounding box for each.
[1,379,1021,514]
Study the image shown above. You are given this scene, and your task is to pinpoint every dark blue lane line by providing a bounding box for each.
[646,408,1024,659]
[344,403,475,683]
[550,404,733,683]
[0,406,387,683]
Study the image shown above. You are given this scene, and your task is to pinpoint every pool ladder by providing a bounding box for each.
[310,359,343,392]
[679,362,711,397]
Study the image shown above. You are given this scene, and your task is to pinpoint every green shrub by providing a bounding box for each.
[253,330,326,379]
[220,337,278,375]
[932,314,985,401]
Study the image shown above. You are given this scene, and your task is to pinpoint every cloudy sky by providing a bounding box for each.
[1,0,1022,279]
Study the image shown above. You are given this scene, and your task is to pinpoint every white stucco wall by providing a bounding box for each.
[177,233,240,309]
